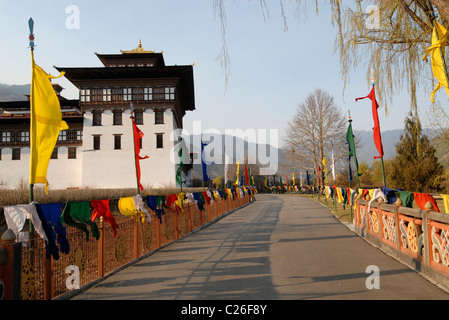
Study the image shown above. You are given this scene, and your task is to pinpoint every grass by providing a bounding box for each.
[296,193,355,223]
[0,186,206,207]
[0,186,208,236]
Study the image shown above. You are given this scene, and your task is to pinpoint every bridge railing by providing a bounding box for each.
[1,191,255,300]
[355,198,449,290]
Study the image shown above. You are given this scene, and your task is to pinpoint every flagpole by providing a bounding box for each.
[29,18,35,205]
[130,103,141,195]
[348,113,361,188]
[371,74,387,187]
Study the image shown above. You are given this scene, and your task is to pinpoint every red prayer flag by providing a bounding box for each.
[91,199,119,237]
[356,87,384,160]
[245,164,249,185]
[413,192,440,212]
[132,118,149,191]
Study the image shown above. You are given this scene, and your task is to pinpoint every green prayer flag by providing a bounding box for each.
[346,120,362,178]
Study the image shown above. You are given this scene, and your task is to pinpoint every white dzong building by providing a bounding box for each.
[0,42,195,190]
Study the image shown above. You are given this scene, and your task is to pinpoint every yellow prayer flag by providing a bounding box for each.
[235,160,240,186]
[441,194,449,214]
[322,156,328,183]
[423,21,449,102]
[30,52,68,193]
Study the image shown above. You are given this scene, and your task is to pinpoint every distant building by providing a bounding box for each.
[0,42,195,190]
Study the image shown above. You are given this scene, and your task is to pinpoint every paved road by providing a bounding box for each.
[72,194,449,300]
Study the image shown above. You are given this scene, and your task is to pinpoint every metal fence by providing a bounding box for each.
[15,193,253,300]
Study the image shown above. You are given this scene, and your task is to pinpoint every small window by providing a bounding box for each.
[80,89,91,102]
[12,148,21,160]
[165,87,175,100]
[103,89,111,102]
[92,111,102,126]
[113,111,123,125]
[93,135,101,150]
[156,133,164,149]
[114,135,122,150]
[68,147,77,159]
[135,110,144,125]
[155,110,164,124]
[123,88,132,101]
[144,88,153,101]
[51,147,58,160]
[1,132,10,143]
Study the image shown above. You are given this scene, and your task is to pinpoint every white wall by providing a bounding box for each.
[0,108,180,190]
[81,108,177,189]
[0,147,82,190]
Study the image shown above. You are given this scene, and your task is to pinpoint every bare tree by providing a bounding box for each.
[284,88,346,184]
[213,1,449,115]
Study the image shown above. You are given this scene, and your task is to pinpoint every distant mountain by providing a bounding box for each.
[0,83,30,101]
[181,133,280,182]
[353,128,435,165]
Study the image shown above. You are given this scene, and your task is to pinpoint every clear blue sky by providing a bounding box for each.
[0,0,440,147]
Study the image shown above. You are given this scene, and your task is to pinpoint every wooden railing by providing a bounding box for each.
[354,198,449,291]
[1,191,255,300]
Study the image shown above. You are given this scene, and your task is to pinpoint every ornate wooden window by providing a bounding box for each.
[123,88,132,101]
[1,131,10,143]
[91,89,103,102]
[132,88,144,101]
[112,88,123,102]
[153,87,165,100]
[103,89,111,102]
[58,130,82,145]
[144,88,153,101]
[80,89,90,102]
[165,87,175,100]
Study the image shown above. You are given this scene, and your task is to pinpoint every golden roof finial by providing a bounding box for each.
[121,40,155,54]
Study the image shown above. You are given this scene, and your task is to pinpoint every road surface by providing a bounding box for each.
[71,194,449,300]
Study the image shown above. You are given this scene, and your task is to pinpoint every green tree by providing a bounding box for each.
[358,162,374,188]
[390,113,444,192]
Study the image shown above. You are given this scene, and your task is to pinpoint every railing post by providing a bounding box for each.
[133,218,139,260]
[43,252,52,300]
[422,209,430,269]
[394,204,401,251]
[174,210,179,240]
[0,229,22,300]
[156,215,161,249]
[97,217,105,278]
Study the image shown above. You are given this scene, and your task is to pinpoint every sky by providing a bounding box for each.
[0,0,443,148]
